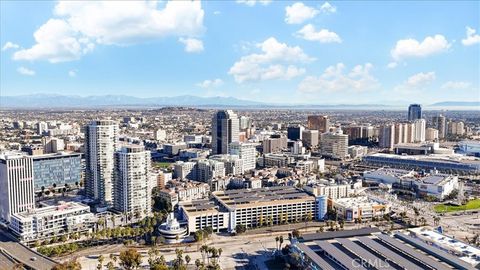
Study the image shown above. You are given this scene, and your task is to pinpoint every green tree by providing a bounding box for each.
[119,249,142,270]
[51,259,82,270]
[235,224,246,234]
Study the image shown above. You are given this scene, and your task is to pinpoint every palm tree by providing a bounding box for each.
[413,207,420,226]
[279,235,284,250]
[275,236,279,250]
[200,244,208,264]
[110,215,115,228]
[433,216,440,226]
[195,259,202,270]
[185,254,191,268]
[419,217,427,226]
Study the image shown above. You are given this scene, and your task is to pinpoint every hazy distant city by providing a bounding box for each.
[1,1,479,270]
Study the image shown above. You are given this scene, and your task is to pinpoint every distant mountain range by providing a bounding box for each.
[0,94,264,108]
[0,94,478,109]
[430,101,480,107]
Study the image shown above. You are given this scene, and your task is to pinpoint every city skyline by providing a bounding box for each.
[1,1,479,104]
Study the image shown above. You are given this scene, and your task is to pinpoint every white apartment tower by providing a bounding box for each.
[0,153,35,223]
[114,145,152,218]
[211,110,239,154]
[84,120,120,207]
[414,119,426,142]
[229,142,257,171]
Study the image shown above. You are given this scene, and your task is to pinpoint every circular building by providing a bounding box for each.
[158,213,187,243]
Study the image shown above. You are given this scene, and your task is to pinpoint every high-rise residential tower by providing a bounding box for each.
[379,124,395,149]
[414,119,426,142]
[211,110,239,154]
[307,115,330,133]
[408,104,422,121]
[84,120,119,207]
[432,115,447,139]
[0,153,35,223]
[114,145,152,219]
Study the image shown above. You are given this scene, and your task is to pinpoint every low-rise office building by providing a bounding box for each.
[213,186,317,232]
[32,152,82,191]
[364,168,459,200]
[9,202,96,243]
[181,186,321,233]
[332,196,390,222]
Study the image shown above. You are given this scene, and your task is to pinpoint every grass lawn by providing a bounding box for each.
[434,199,480,213]
[152,162,172,169]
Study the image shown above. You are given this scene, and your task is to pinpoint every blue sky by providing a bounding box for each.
[1,0,479,104]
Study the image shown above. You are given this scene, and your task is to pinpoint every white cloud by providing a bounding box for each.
[236,0,272,6]
[298,63,379,93]
[13,19,94,63]
[394,72,436,93]
[391,35,451,61]
[68,70,77,77]
[13,1,205,62]
[197,78,224,88]
[2,42,20,51]
[295,24,341,43]
[285,2,319,24]
[213,11,221,15]
[441,81,471,90]
[406,72,436,87]
[320,2,336,13]
[179,38,204,53]
[17,67,36,76]
[462,26,480,46]
[387,62,398,69]
[229,37,314,83]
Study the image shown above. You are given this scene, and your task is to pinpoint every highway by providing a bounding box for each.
[0,229,57,270]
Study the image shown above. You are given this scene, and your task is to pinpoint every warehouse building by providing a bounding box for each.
[292,228,476,270]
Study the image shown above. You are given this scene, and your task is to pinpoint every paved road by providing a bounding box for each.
[0,229,57,270]
[0,249,17,270]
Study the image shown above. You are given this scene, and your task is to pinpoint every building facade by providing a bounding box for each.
[408,104,422,121]
[9,202,95,243]
[84,120,120,207]
[32,152,82,191]
[229,142,257,171]
[211,110,239,154]
[0,154,35,223]
[320,131,348,159]
[307,115,329,133]
[114,145,152,219]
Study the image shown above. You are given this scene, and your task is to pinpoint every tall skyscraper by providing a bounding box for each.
[379,124,395,149]
[408,104,422,121]
[414,119,426,142]
[114,145,152,219]
[307,115,330,133]
[85,120,119,207]
[287,125,304,140]
[0,153,35,223]
[211,110,239,154]
[432,115,447,139]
